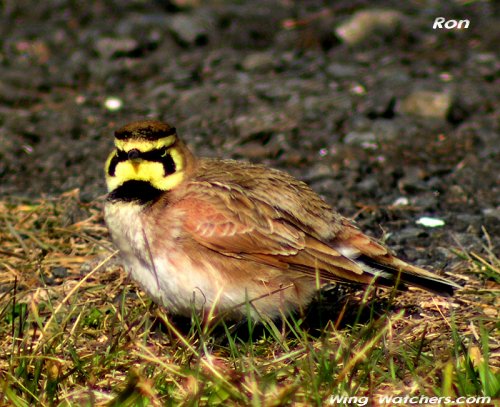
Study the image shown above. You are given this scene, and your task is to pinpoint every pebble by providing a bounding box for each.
[416,217,445,228]
[399,168,425,193]
[95,37,138,59]
[344,131,376,147]
[335,9,403,45]
[0,80,40,105]
[104,97,123,111]
[326,63,359,78]
[241,52,274,71]
[168,0,201,8]
[51,266,68,279]
[371,119,400,141]
[392,197,409,206]
[395,226,427,241]
[412,193,438,210]
[482,207,500,221]
[398,90,453,119]
[233,109,297,140]
[356,176,379,194]
[169,13,211,46]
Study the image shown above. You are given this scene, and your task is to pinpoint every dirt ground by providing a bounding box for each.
[0,1,498,280]
[0,1,499,404]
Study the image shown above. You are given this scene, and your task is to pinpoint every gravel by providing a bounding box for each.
[0,0,498,261]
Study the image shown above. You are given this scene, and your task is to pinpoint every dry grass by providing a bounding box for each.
[0,191,498,406]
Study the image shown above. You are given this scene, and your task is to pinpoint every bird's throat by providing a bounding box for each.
[107,180,164,205]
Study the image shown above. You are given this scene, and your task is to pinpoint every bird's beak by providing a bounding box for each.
[131,160,141,172]
[127,149,141,172]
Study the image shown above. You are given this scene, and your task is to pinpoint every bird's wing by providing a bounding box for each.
[173,183,375,285]
[174,179,459,295]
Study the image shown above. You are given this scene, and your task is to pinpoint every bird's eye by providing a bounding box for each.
[127,149,141,160]
[161,148,168,158]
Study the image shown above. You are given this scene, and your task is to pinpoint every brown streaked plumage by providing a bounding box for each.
[104,120,460,320]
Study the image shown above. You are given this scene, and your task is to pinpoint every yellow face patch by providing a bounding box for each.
[105,146,185,192]
[114,136,176,152]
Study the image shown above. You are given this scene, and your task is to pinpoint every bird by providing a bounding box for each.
[103,120,460,320]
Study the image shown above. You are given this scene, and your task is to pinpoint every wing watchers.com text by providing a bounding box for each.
[328,395,493,405]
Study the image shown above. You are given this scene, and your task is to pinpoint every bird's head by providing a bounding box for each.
[105,120,192,201]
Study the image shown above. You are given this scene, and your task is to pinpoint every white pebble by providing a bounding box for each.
[393,197,409,206]
[416,216,445,228]
[104,97,123,111]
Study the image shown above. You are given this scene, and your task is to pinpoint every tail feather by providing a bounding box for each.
[356,254,459,296]
[334,222,461,296]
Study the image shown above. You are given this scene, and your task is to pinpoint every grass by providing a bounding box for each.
[0,192,498,406]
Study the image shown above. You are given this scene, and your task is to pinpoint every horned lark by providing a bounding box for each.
[104,120,459,320]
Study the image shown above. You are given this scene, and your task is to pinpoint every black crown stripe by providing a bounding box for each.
[115,126,177,141]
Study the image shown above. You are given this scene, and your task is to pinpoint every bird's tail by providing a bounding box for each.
[334,221,461,296]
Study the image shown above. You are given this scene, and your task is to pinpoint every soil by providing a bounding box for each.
[1,0,499,264]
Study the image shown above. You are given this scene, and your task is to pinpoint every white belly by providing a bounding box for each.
[104,201,234,316]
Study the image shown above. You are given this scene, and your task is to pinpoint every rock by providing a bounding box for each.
[397,167,427,193]
[0,80,40,105]
[51,266,68,279]
[482,207,500,221]
[95,37,139,59]
[395,227,427,241]
[448,213,482,231]
[398,90,453,119]
[241,52,274,71]
[168,13,211,46]
[372,119,400,142]
[233,108,298,140]
[392,196,409,206]
[451,233,483,251]
[344,131,376,147]
[166,0,201,8]
[434,246,455,262]
[326,63,359,78]
[335,9,403,45]
[412,193,438,210]
[356,176,378,194]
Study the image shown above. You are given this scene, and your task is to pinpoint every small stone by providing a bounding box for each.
[335,9,403,45]
[169,0,201,8]
[344,131,376,147]
[0,80,40,106]
[241,52,274,71]
[95,37,139,59]
[104,97,123,111]
[51,266,68,279]
[326,63,359,78]
[434,246,454,262]
[392,197,409,206]
[451,213,482,232]
[169,13,211,46]
[356,176,378,193]
[399,166,426,191]
[372,119,399,142]
[398,91,453,119]
[412,193,438,210]
[233,109,297,140]
[452,233,483,251]
[482,207,500,221]
[416,217,445,228]
[396,227,426,241]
